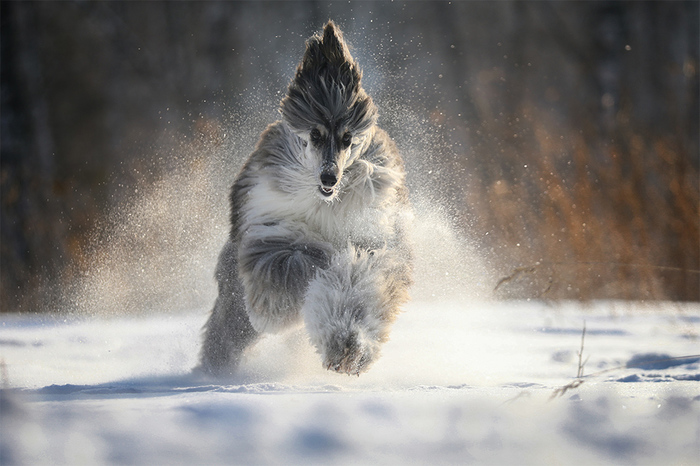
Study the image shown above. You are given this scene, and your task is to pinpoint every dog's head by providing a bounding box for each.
[280,21,378,200]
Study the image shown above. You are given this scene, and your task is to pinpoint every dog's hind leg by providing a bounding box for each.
[197,240,259,377]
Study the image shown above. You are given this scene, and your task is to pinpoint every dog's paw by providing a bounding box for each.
[322,329,377,376]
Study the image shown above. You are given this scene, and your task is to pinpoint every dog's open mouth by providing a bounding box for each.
[319,185,335,197]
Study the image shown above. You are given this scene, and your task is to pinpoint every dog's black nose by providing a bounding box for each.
[320,171,338,188]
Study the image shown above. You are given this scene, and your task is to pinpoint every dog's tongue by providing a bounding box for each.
[320,186,334,196]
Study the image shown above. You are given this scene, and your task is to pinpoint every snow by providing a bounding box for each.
[2,299,699,465]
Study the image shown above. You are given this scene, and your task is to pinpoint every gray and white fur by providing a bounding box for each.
[198,21,413,377]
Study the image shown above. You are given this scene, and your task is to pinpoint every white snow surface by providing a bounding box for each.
[1,299,699,465]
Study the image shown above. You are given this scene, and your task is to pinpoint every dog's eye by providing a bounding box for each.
[310,128,322,144]
[341,133,352,148]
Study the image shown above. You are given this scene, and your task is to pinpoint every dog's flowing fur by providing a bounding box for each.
[198,21,413,377]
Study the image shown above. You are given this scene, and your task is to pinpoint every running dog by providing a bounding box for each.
[198,21,413,376]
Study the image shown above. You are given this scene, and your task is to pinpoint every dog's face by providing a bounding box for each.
[280,21,378,201]
[301,123,354,198]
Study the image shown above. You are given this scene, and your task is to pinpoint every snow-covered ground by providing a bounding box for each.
[1,299,698,465]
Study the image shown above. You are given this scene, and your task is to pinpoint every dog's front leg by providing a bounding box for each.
[238,232,334,333]
[302,245,412,375]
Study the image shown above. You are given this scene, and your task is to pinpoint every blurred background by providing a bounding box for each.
[1,1,698,314]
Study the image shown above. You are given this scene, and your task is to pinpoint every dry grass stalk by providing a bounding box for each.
[576,321,588,378]
[494,262,700,298]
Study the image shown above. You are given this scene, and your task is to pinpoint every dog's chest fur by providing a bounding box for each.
[238,124,404,250]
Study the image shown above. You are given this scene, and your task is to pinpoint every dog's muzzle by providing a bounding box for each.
[319,166,339,197]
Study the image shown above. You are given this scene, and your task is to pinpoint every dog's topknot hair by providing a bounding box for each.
[280,20,378,135]
[314,21,354,73]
